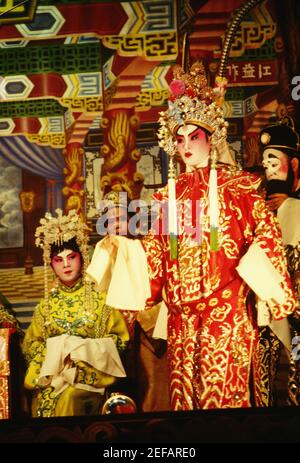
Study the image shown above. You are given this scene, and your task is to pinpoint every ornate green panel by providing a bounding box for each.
[0,43,101,76]
[0,99,66,118]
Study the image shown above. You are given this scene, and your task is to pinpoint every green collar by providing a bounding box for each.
[57,277,83,293]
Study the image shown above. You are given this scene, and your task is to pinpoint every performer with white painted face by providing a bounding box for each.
[261,116,300,211]
[88,62,297,410]
[260,117,300,405]
[175,124,211,168]
[22,209,129,417]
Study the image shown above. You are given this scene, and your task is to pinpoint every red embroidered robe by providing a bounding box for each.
[142,166,296,410]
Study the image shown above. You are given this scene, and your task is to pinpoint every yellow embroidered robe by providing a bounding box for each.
[22,279,129,417]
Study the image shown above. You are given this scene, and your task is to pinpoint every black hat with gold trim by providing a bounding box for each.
[260,116,300,157]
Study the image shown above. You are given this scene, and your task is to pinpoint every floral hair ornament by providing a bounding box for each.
[157,59,228,254]
[35,208,92,335]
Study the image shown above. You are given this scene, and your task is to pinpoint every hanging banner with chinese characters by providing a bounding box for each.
[226,60,278,86]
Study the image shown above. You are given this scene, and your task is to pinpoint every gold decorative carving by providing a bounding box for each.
[62,144,85,220]
[135,89,170,111]
[229,23,276,57]
[101,110,140,172]
[60,97,103,114]
[102,32,178,60]
[19,191,35,214]
[27,133,66,148]
[99,109,144,199]
[100,171,144,200]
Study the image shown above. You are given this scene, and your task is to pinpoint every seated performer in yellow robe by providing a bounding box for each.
[22,209,129,417]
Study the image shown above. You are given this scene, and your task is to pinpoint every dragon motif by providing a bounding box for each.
[62,144,85,220]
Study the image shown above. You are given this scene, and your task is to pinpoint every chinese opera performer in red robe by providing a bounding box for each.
[87,62,297,411]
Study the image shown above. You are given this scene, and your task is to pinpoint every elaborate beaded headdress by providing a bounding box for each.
[157,61,228,158]
[157,61,228,255]
[35,208,90,264]
[35,208,92,333]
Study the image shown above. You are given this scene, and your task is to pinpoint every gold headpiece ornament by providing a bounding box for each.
[157,61,228,158]
[35,208,92,335]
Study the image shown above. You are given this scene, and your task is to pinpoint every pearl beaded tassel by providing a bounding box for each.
[168,155,178,260]
[209,148,219,251]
